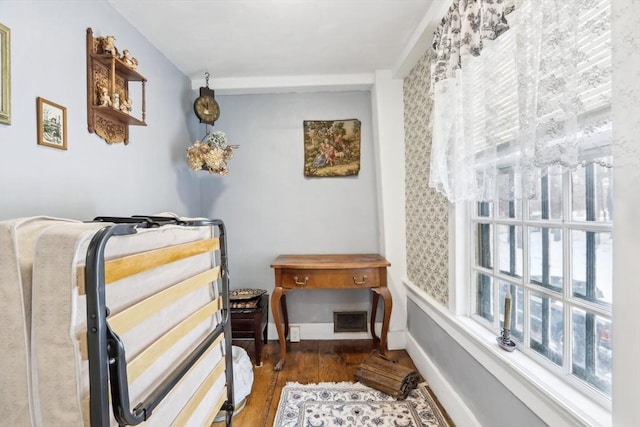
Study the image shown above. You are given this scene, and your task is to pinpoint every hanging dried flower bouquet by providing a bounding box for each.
[186,131,237,175]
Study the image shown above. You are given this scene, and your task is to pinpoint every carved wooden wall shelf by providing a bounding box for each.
[86,28,146,144]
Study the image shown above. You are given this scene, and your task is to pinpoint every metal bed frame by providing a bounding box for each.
[84,216,235,426]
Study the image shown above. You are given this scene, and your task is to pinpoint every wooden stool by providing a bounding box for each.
[230,293,268,366]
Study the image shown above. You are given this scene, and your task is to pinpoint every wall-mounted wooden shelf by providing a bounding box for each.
[91,105,146,126]
[86,28,146,144]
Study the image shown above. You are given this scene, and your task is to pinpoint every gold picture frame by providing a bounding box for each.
[37,97,67,150]
[0,23,10,125]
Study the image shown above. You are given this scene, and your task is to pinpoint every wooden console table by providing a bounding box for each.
[270,254,392,371]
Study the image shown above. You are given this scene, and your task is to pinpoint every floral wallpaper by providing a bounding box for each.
[403,49,450,306]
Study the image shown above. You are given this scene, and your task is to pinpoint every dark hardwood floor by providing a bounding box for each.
[212,339,436,427]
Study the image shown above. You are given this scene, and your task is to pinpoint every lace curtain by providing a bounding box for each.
[429,0,612,203]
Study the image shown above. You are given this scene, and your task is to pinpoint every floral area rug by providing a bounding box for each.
[273,381,453,427]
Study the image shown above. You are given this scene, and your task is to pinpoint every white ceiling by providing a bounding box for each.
[107,0,446,94]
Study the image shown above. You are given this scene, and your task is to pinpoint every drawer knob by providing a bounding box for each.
[293,276,309,286]
[353,275,368,285]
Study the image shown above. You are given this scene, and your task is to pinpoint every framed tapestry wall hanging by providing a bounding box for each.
[303,119,361,177]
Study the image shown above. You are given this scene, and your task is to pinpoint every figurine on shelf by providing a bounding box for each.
[112,93,120,110]
[120,49,139,70]
[97,85,111,107]
[120,98,132,114]
[101,35,117,56]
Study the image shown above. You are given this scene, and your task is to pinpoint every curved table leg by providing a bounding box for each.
[370,290,380,345]
[371,287,392,354]
[281,293,289,340]
[271,287,287,371]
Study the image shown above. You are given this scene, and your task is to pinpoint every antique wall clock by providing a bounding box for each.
[193,72,220,125]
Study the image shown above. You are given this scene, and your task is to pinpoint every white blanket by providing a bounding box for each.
[0,217,79,427]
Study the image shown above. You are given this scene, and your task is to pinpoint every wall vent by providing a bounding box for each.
[333,311,368,333]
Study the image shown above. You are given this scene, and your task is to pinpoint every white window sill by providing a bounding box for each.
[404,281,611,427]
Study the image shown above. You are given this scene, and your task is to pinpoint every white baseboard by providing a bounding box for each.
[266,322,406,350]
[406,333,480,427]
[387,329,406,350]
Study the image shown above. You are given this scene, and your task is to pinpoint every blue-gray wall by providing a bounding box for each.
[0,0,382,324]
[0,0,200,220]
[201,91,381,323]
[407,299,546,427]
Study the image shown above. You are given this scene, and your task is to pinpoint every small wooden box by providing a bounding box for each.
[354,352,420,399]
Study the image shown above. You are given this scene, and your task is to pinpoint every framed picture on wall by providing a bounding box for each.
[303,119,361,177]
[37,97,67,150]
[0,23,10,125]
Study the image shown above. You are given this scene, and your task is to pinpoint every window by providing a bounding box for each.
[471,160,613,396]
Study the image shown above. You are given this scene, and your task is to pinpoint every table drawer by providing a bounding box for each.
[281,267,380,289]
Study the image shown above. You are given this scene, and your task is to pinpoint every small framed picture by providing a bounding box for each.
[37,97,67,150]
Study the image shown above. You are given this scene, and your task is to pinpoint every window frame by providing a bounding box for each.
[468,165,613,404]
